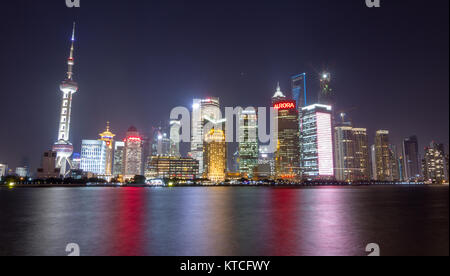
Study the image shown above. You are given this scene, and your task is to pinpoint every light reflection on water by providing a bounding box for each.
[0,186,448,256]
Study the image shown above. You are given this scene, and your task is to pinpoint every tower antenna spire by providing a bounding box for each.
[67,22,76,80]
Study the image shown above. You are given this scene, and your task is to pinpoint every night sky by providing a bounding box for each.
[0,0,448,171]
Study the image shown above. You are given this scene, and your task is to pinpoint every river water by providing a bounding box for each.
[0,186,448,256]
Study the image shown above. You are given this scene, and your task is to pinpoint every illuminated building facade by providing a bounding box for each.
[318,72,333,106]
[52,23,78,177]
[238,109,258,178]
[71,153,81,170]
[389,144,401,181]
[145,156,199,180]
[334,123,355,181]
[375,130,393,181]
[255,146,275,179]
[170,120,181,157]
[402,136,421,181]
[204,128,227,182]
[123,126,143,179]
[423,142,447,184]
[190,98,221,175]
[113,141,125,176]
[273,84,300,179]
[152,127,170,156]
[291,73,307,110]
[80,140,107,175]
[15,167,28,178]
[300,104,334,180]
[352,128,371,180]
[0,164,7,178]
[98,122,116,176]
[371,144,377,180]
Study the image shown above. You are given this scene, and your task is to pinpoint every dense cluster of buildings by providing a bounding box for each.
[1,25,449,185]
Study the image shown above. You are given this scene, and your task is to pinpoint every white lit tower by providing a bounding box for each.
[52,23,79,177]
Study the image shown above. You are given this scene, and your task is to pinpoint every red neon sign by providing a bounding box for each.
[127,136,142,142]
[274,101,296,110]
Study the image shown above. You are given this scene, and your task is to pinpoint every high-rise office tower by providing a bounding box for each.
[389,144,400,181]
[170,120,181,157]
[52,23,79,177]
[80,140,107,175]
[375,130,392,181]
[352,128,371,180]
[423,142,447,184]
[402,136,421,181]
[204,128,227,182]
[152,126,170,156]
[371,144,377,180]
[238,109,259,178]
[123,126,143,179]
[113,141,125,176]
[300,104,334,180]
[98,122,116,176]
[291,73,307,110]
[273,84,300,179]
[318,72,333,106]
[190,98,221,175]
[334,122,355,181]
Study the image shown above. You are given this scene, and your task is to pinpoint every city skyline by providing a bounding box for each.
[0,0,448,171]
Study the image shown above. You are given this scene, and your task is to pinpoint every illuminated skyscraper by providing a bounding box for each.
[389,144,401,181]
[300,104,334,180]
[99,122,116,176]
[52,23,78,177]
[371,144,377,180]
[123,126,143,179]
[352,128,371,180]
[334,122,355,181]
[238,109,258,178]
[375,130,392,181]
[152,126,170,156]
[318,72,333,106]
[423,142,447,184]
[170,120,181,157]
[113,141,125,176]
[190,98,221,175]
[291,73,307,110]
[402,136,421,181]
[80,140,107,175]
[273,84,300,179]
[204,128,227,182]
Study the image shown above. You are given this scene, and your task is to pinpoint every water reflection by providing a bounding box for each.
[0,186,447,256]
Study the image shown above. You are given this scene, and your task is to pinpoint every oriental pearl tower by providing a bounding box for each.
[52,23,78,177]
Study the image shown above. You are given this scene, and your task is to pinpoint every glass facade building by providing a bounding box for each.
[80,140,107,175]
[238,109,259,178]
[300,104,334,179]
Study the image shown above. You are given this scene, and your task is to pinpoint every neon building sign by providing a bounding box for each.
[274,101,296,110]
